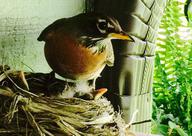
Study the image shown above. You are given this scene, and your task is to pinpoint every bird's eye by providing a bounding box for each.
[98,22,107,30]
[96,19,108,34]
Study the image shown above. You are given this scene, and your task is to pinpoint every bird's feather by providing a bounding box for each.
[37,18,67,41]
[105,41,114,67]
[95,39,114,66]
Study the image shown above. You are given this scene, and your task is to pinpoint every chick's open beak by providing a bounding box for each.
[108,31,134,41]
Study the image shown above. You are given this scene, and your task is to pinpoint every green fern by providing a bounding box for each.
[153,0,192,135]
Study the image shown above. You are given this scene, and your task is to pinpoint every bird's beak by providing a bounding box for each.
[108,31,134,41]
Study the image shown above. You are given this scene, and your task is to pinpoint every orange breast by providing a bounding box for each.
[44,33,107,80]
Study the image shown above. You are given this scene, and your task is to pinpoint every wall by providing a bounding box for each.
[0,0,85,72]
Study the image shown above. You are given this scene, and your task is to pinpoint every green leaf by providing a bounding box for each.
[152,121,169,135]
[168,121,188,136]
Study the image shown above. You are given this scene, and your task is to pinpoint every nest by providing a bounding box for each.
[0,65,135,136]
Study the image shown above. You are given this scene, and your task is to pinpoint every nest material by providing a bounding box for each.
[0,65,135,136]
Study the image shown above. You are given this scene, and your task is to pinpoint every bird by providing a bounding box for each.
[37,12,133,98]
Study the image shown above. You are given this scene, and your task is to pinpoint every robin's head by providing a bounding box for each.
[38,12,134,42]
[74,13,134,41]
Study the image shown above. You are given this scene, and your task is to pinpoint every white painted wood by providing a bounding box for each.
[118,36,146,56]
[117,56,145,95]
[129,0,151,23]
[146,26,158,43]
[144,42,156,56]
[141,0,154,9]
[126,15,148,39]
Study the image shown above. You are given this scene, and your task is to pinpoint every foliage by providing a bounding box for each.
[152,0,192,135]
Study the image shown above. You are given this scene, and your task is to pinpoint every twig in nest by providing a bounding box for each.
[22,106,45,136]
[3,71,38,97]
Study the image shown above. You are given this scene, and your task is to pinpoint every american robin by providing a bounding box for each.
[38,12,133,97]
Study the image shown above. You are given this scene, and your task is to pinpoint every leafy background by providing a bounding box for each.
[152,0,192,135]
